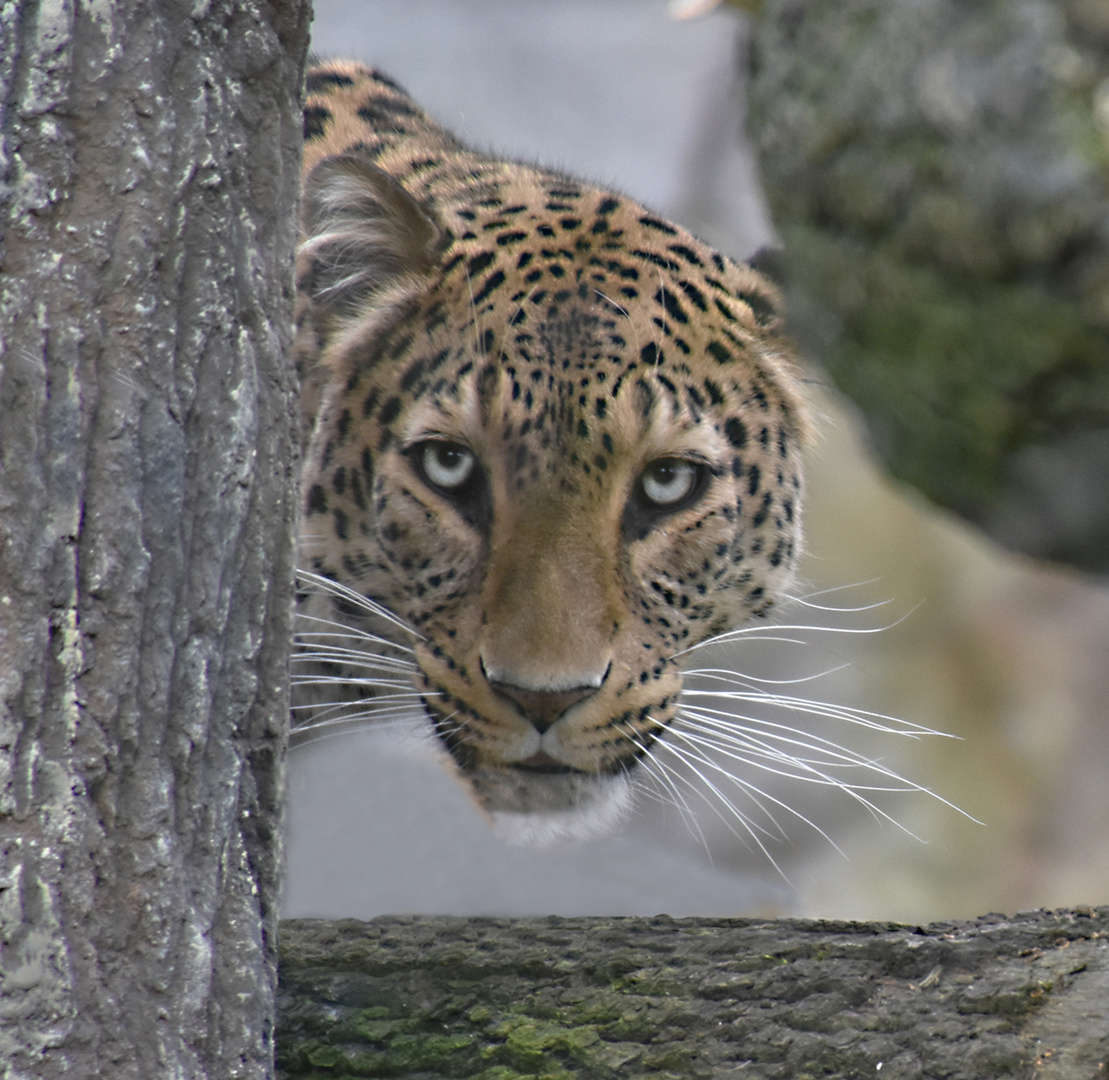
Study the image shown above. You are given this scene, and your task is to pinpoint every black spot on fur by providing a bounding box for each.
[303,105,330,140]
[306,484,327,515]
[707,341,733,364]
[378,396,402,426]
[471,269,506,306]
[306,70,354,92]
[639,215,678,235]
[725,417,748,448]
[467,251,495,275]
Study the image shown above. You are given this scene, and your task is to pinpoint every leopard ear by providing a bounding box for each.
[299,151,444,314]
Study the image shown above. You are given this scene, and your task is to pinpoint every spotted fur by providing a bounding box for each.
[294,61,809,840]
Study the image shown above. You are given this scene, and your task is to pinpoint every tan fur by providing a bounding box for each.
[293,61,810,840]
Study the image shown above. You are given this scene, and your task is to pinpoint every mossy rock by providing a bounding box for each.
[748,0,1109,573]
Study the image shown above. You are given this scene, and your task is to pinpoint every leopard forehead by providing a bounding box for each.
[306,146,803,494]
[294,61,810,835]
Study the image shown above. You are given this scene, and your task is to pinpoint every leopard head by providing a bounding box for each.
[294,87,807,844]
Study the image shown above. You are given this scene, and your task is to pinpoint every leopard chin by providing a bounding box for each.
[477,770,635,847]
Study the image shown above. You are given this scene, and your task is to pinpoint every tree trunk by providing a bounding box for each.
[0,3,309,1076]
[746,0,1109,575]
[277,909,1109,1079]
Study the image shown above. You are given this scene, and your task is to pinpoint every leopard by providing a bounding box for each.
[292,60,809,846]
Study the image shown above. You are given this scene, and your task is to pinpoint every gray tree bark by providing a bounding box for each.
[0,3,309,1077]
[746,0,1109,575]
[277,909,1109,1080]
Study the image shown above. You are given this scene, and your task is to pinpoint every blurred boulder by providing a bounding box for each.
[747,0,1109,574]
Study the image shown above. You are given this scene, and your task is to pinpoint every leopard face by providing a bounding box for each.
[293,62,808,842]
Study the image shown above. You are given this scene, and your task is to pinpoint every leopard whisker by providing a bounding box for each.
[673,618,902,658]
[637,724,806,877]
[661,724,847,846]
[296,569,424,641]
[290,708,431,748]
[679,677,953,740]
[625,724,716,859]
[294,618,419,657]
[291,647,417,676]
[673,712,936,821]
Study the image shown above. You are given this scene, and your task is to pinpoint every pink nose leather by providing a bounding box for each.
[489,681,599,733]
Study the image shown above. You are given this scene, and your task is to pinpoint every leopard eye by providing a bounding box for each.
[639,458,699,508]
[417,441,475,491]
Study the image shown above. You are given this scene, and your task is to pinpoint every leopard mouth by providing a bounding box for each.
[510,751,578,774]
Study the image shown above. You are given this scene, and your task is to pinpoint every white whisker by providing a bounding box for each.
[296,569,424,640]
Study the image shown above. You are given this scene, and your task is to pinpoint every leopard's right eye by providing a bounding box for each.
[414,441,475,492]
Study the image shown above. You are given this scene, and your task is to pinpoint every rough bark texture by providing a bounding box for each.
[277,909,1109,1080]
[746,0,1109,575]
[0,2,309,1076]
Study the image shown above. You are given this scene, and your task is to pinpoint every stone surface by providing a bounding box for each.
[277,908,1109,1079]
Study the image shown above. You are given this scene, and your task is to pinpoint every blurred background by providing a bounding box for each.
[285,0,1109,925]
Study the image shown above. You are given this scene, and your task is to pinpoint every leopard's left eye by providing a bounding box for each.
[639,458,700,508]
[417,441,475,491]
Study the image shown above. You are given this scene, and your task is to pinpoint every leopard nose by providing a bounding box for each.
[484,664,610,733]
